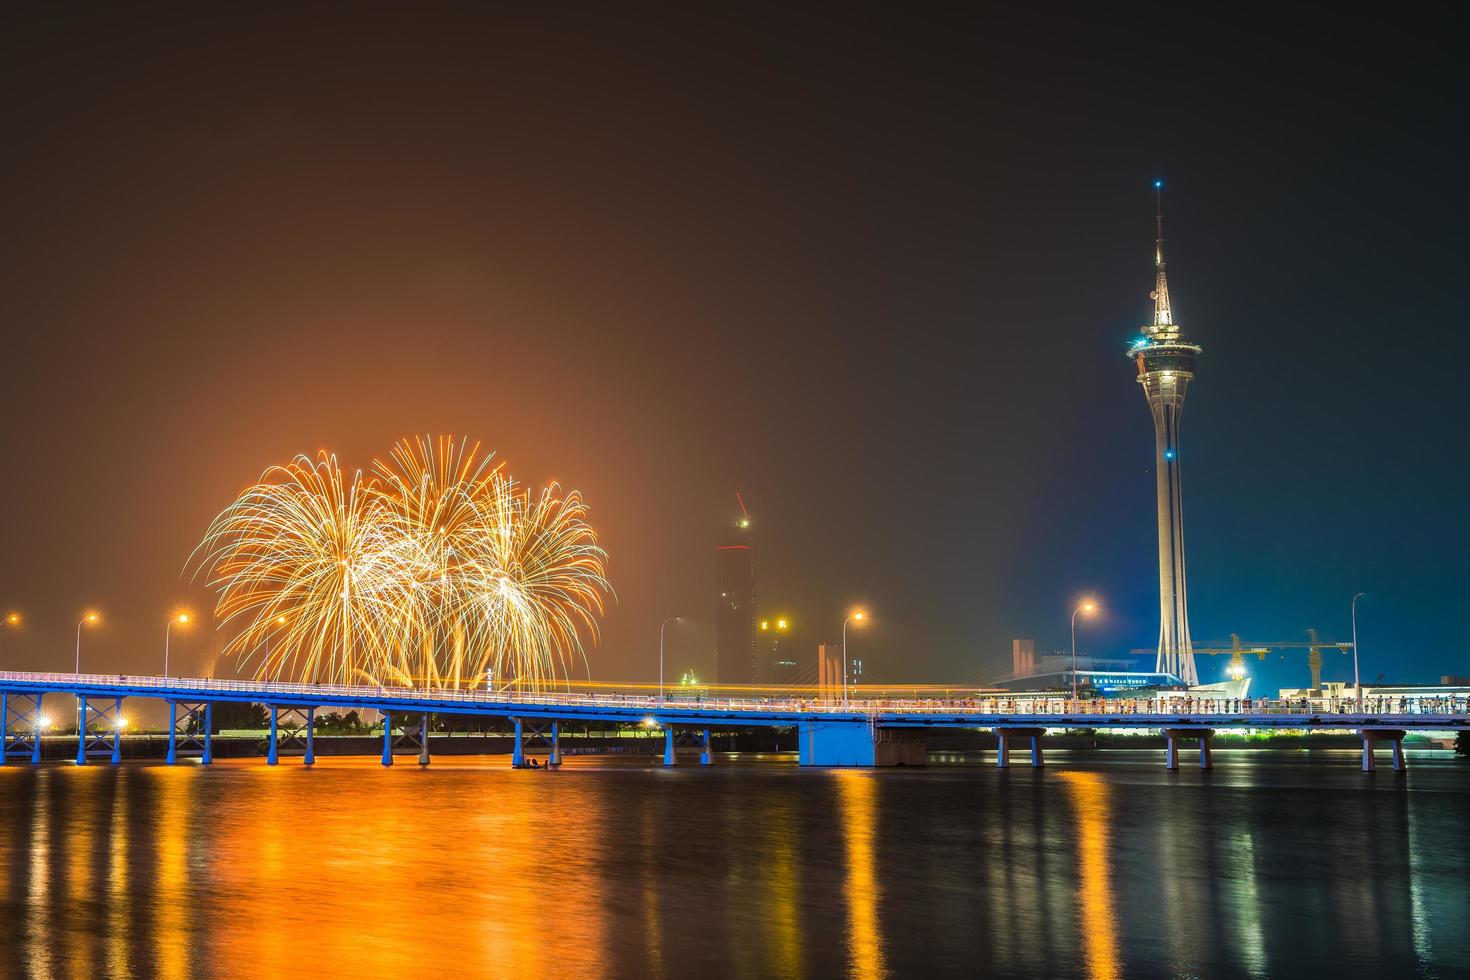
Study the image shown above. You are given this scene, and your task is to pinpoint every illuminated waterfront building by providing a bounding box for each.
[715,504,755,684]
[1129,182,1201,686]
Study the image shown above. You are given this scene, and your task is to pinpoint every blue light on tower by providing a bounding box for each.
[1154,178,1164,189]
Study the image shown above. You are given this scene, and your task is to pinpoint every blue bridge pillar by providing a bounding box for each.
[512,717,524,767]
[381,711,393,767]
[166,702,178,765]
[202,703,213,765]
[995,728,1045,769]
[663,726,677,767]
[1163,729,1214,770]
[549,721,561,767]
[418,714,430,766]
[267,705,280,765]
[111,698,122,765]
[701,728,713,766]
[0,693,8,767]
[75,695,87,766]
[304,707,315,766]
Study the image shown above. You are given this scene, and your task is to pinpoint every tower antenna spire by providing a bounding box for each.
[1150,178,1173,329]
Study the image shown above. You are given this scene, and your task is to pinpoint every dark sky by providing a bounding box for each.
[1,3,1465,695]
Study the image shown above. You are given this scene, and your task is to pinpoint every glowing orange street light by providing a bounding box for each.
[1071,599,1100,700]
[164,612,192,678]
[842,608,869,704]
[75,611,100,674]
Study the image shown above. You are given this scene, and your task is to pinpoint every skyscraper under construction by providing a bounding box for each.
[715,497,755,685]
[1130,182,1201,686]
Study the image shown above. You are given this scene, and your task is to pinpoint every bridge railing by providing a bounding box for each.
[1,671,1467,719]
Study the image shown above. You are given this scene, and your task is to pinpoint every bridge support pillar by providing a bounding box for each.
[798,721,926,766]
[304,707,315,767]
[166,702,178,765]
[110,698,122,765]
[381,711,393,767]
[267,705,280,765]
[512,717,524,768]
[995,728,1045,769]
[550,722,561,767]
[2,693,46,766]
[202,704,213,765]
[701,728,713,766]
[419,714,430,766]
[1360,729,1407,773]
[1163,729,1213,770]
[663,726,677,767]
[75,695,87,766]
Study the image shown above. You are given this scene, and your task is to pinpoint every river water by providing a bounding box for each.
[0,749,1466,978]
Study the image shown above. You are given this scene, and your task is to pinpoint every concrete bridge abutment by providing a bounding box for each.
[797,720,927,766]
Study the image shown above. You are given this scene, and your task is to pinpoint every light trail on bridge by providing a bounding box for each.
[2,670,1465,771]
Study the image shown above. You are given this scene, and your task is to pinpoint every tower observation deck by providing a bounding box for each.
[1130,182,1201,686]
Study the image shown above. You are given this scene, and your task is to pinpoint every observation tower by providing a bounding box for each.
[1130,181,1201,686]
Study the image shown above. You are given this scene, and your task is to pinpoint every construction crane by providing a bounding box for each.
[1133,630,1354,691]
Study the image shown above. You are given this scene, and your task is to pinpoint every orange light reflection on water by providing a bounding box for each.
[835,770,886,980]
[1058,771,1121,980]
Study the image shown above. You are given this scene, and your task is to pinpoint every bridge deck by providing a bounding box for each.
[2,671,1465,731]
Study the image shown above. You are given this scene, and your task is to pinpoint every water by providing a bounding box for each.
[1,750,1468,978]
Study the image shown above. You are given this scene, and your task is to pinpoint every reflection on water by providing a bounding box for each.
[1,751,1469,978]
[835,770,885,980]
[1057,772,1118,980]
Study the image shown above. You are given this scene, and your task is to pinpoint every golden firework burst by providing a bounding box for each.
[191,437,610,689]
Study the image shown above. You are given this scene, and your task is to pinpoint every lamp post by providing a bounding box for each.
[74,612,99,674]
[164,613,190,678]
[1351,592,1366,708]
[658,616,680,703]
[842,609,867,705]
[1071,600,1098,701]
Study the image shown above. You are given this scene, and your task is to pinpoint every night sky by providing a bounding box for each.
[1,4,1465,694]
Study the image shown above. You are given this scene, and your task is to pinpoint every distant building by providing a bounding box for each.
[817,643,843,699]
[992,642,1183,694]
[1012,639,1036,678]
[757,615,803,686]
[715,508,755,685]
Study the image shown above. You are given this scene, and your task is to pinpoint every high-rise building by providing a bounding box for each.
[757,615,803,686]
[1129,182,1201,686]
[715,503,755,684]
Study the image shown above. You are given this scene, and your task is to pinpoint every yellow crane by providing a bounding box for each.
[1133,630,1354,691]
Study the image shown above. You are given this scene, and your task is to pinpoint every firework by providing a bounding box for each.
[191,437,611,689]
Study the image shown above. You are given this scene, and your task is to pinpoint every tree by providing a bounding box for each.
[209,701,268,733]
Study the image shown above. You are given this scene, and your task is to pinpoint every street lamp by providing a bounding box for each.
[164,612,191,678]
[1071,600,1098,700]
[74,611,99,674]
[1351,592,1366,708]
[842,609,867,705]
[658,616,680,703]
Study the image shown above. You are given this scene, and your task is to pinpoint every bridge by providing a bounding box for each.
[2,671,1466,772]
